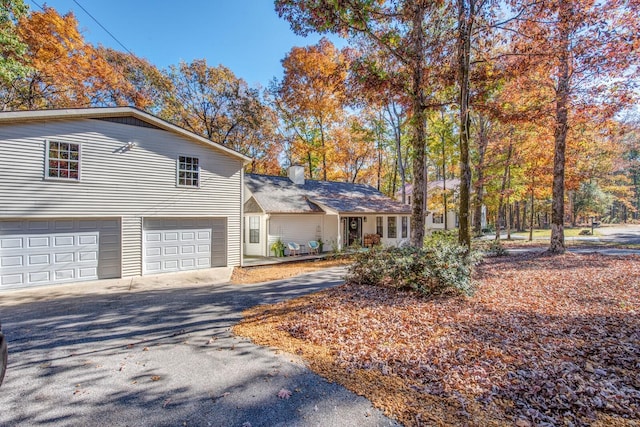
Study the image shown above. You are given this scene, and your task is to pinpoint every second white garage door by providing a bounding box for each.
[143,218,226,274]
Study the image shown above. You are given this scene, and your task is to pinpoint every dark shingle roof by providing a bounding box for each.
[246,174,411,215]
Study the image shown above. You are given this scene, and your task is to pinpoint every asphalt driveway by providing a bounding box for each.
[0,267,400,427]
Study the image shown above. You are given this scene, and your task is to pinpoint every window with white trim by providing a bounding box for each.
[46,140,80,180]
[401,216,408,238]
[388,216,397,238]
[376,216,383,237]
[249,216,260,243]
[177,156,199,187]
[433,213,444,224]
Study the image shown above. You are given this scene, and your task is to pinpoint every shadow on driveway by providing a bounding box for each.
[0,267,400,427]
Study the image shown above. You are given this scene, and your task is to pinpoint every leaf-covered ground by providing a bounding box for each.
[231,258,351,284]
[233,253,640,426]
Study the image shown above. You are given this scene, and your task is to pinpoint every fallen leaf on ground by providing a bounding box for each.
[277,388,292,399]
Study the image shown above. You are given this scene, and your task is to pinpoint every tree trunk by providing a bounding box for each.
[549,0,571,254]
[529,188,535,241]
[409,3,427,248]
[441,120,448,230]
[457,0,474,250]
[319,122,328,181]
[387,103,407,204]
[473,115,488,235]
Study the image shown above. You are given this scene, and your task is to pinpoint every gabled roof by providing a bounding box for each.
[246,174,411,215]
[0,107,251,163]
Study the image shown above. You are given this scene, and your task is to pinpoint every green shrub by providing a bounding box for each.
[346,241,480,297]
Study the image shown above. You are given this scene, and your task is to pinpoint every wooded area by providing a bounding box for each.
[1,0,638,253]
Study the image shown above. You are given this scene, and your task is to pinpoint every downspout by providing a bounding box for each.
[240,168,245,267]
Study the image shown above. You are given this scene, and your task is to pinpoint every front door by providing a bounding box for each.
[343,217,362,247]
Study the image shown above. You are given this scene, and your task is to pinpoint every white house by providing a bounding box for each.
[397,179,460,231]
[0,107,249,290]
[244,166,412,257]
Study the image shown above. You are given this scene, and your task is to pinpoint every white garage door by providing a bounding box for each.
[143,218,226,275]
[0,219,121,289]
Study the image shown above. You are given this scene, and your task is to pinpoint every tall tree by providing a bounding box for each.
[0,0,30,86]
[161,59,281,172]
[272,38,348,180]
[511,0,640,253]
[275,0,450,247]
[98,47,171,112]
[12,7,128,109]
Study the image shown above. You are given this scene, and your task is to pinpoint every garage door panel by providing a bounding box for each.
[79,251,97,262]
[29,254,50,265]
[29,272,49,283]
[28,236,49,248]
[146,247,161,257]
[54,220,74,230]
[0,219,121,289]
[1,237,22,249]
[2,255,22,267]
[3,273,23,285]
[27,221,49,231]
[164,246,179,256]
[145,232,161,242]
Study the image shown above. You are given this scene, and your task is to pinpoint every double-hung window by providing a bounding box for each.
[388,217,397,238]
[376,216,383,237]
[177,156,199,187]
[46,140,80,180]
[401,216,408,238]
[249,216,260,243]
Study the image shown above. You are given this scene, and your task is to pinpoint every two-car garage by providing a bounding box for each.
[0,217,227,290]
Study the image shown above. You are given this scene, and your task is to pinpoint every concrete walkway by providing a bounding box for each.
[0,267,400,427]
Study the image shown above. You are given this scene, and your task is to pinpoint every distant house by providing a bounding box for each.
[244,166,412,257]
[397,179,461,230]
[0,107,249,290]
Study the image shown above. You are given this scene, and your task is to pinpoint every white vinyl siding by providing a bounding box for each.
[0,118,243,267]
[121,216,142,277]
[269,215,324,255]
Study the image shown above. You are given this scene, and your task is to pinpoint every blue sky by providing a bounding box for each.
[33,0,345,88]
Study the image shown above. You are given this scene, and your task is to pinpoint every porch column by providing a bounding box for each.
[337,215,342,251]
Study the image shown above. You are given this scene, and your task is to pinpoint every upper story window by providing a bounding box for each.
[177,156,199,187]
[433,212,444,224]
[46,140,80,180]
